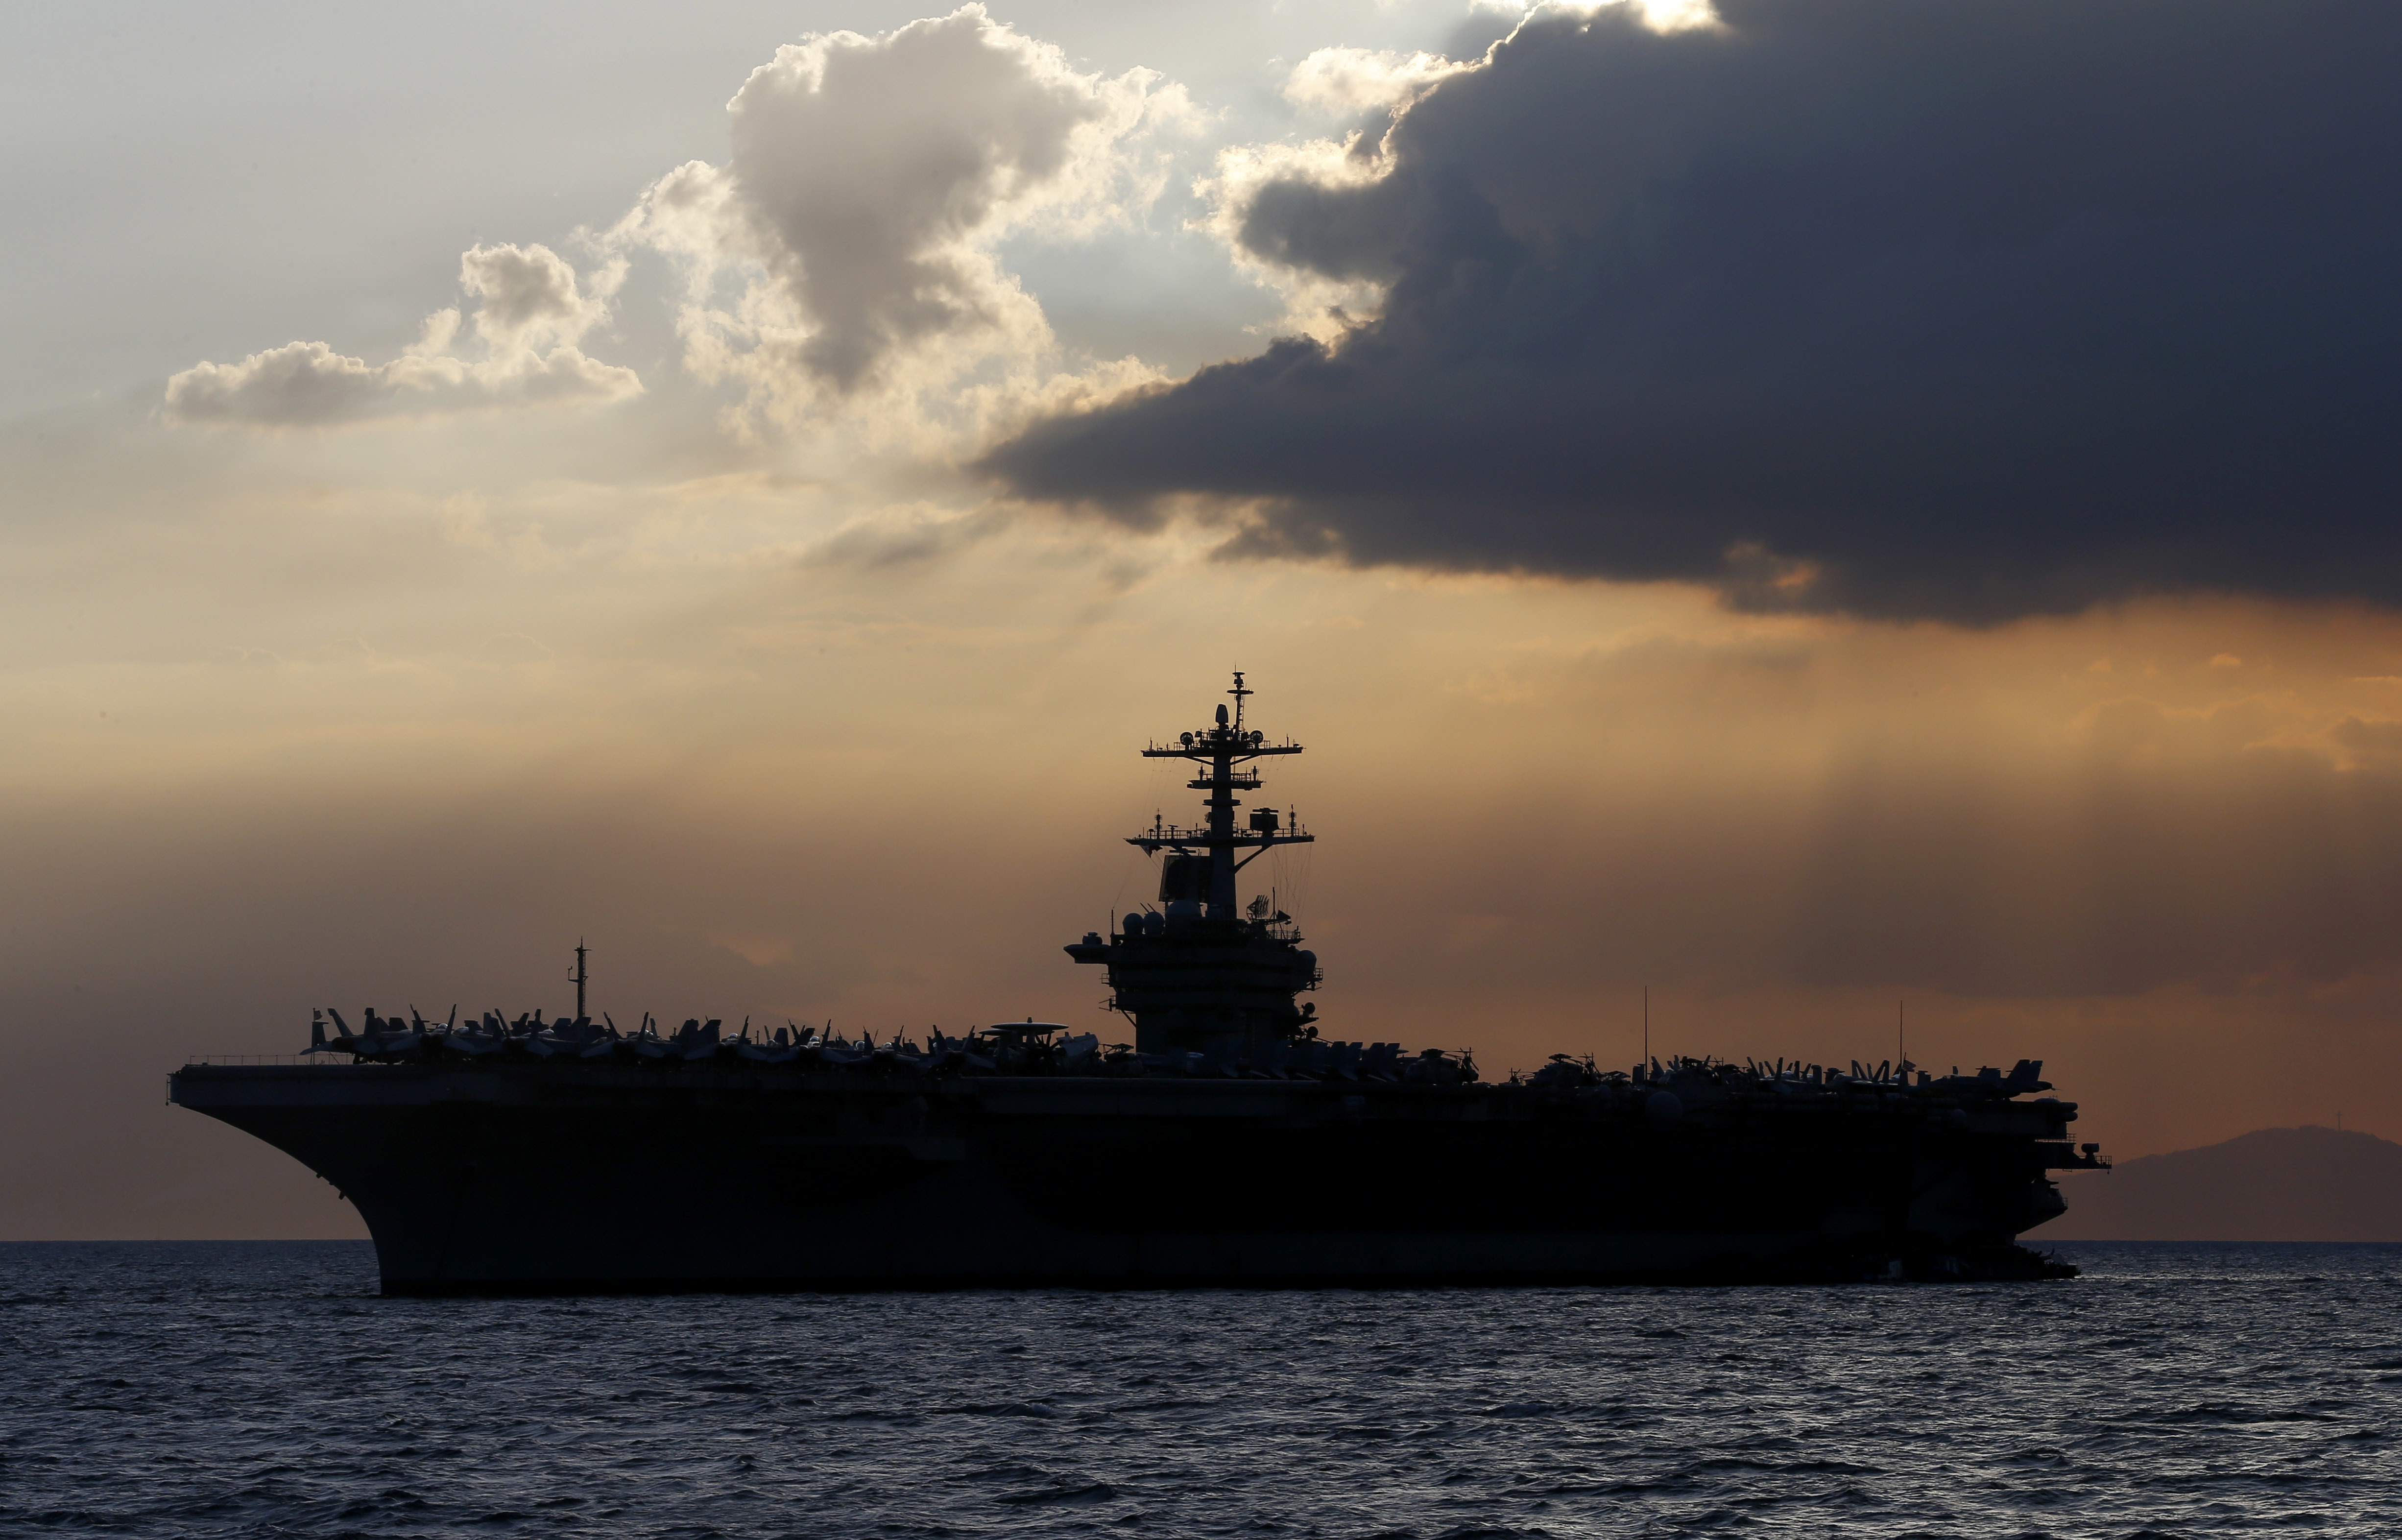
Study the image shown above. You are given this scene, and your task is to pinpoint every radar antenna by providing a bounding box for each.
[1131,670,1312,919]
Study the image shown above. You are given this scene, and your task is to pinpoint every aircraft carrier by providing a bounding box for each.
[170,675,2106,1293]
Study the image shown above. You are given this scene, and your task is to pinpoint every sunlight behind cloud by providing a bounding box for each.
[607,4,1193,446]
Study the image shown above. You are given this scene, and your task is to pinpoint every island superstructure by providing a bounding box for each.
[170,675,2106,1292]
[1064,671,1321,1060]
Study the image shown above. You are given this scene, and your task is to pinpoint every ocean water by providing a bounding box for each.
[4,1242,2398,1539]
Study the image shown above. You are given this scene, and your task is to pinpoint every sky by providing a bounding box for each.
[4,0,2400,1239]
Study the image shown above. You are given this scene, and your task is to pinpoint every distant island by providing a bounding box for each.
[2046,1126,2402,1241]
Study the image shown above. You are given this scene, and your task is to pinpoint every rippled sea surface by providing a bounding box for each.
[6,1242,2401,1539]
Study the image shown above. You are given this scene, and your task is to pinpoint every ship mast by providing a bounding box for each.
[1069,674,1323,1056]
[572,940,588,1020]
[1130,671,1313,917]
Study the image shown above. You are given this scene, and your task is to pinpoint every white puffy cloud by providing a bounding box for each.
[612,4,1187,439]
[459,242,619,352]
[1281,47,1470,119]
[164,8,1188,447]
[165,243,638,428]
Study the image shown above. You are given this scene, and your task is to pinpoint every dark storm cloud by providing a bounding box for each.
[985,0,2402,623]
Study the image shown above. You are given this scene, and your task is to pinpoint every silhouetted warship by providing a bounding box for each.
[171,675,2106,1293]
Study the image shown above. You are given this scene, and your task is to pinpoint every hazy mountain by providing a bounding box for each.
[2045,1126,2402,1241]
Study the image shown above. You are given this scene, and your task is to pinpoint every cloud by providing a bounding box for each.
[159,8,1185,449]
[1174,48,1481,344]
[2330,715,2402,771]
[1281,47,1471,119]
[612,4,1187,437]
[458,242,616,352]
[165,243,638,427]
[984,0,2402,624]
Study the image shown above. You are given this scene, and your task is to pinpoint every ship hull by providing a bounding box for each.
[172,1062,2075,1293]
